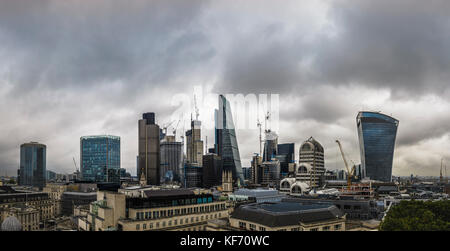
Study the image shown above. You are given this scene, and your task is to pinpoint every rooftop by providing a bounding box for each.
[231,201,344,227]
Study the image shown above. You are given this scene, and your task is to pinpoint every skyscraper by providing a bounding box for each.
[357,111,399,182]
[138,112,161,185]
[19,142,46,189]
[160,135,183,183]
[263,131,278,162]
[215,95,244,185]
[186,120,203,166]
[202,153,223,188]
[80,135,120,183]
[277,143,295,177]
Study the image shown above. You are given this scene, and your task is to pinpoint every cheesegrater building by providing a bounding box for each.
[214,95,245,186]
[357,111,399,182]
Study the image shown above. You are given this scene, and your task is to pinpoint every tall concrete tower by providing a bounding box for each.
[138,112,160,185]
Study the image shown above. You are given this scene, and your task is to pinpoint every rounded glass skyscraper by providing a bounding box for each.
[357,111,399,182]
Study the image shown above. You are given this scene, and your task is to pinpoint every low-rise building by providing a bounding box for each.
[77,188,229,231]
[228,201,346,231]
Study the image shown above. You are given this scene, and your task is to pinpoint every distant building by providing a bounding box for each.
[138,112,161,185]
[202,154,223,188]
[357,111,399,182]
[229,188,286,203]
[298,137,325,188]
[46,170,56,182]
[215,95,244,185]
[263,131,278,162]
[250,154,263,185]
[186,120,203,167]
[276,143,295,177]
[19,142,46,190]
[61,191,97,216]
[80,135,120,184]
[260,160,281,187]
[184,164,203,188]
[160,136,183,183]
[242,167,251,181]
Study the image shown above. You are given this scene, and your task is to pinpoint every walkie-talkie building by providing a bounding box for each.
[215,95,245,185]
[357,111,399,182]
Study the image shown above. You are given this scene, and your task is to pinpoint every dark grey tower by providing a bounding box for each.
[138,112,160,185]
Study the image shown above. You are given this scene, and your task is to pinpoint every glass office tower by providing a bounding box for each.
[80,135,120,183]
[215,95,245,185]
[357,112,399,182]
[19,142,46,189]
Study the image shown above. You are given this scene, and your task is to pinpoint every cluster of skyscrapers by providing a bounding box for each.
[16,94,400,191]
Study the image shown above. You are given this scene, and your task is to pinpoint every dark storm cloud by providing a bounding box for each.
[314,0,450,97]
[0,0,212,96]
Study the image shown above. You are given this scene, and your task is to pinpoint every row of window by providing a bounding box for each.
[135,203,226,220]
[239,221,342,231]
[135,212,223,230]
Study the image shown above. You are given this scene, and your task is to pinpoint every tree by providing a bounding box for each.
[380,200,450,231]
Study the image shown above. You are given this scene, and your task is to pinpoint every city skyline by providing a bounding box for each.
[1,0,450,177]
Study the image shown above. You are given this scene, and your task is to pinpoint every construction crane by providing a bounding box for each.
[172,118,181,138]
[336,140,356,190]
[440,158,444,183]
[72,157,79,173]
[162,120,175,135]
[194,95,199,121]
[257,118,262,156]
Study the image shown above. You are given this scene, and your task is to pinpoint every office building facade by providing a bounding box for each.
[80,135,120,183]
[277,143,295,177]
[138,112,161,185]
[298,137,325,188]
[357,111,399,182]
[202,154,223,188]
[160,136,183,183]
[19,142,46,189]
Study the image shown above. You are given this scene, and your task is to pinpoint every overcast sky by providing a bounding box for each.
[1,0,449,177]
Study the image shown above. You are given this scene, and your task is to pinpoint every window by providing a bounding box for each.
[150,223,153,229]
[259,227,266,231]
[334,224,341,230]
[239,222,246,229]
[249,224,256,231]
[162,221,166,227]
[174,219,178,225]
[322,226,330,231]
[180,219,183,224]
[143,224,147,230]
[136,224,140,230]
[310,228,319,231]
[291,228,300,231]
[344,205,351,210]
